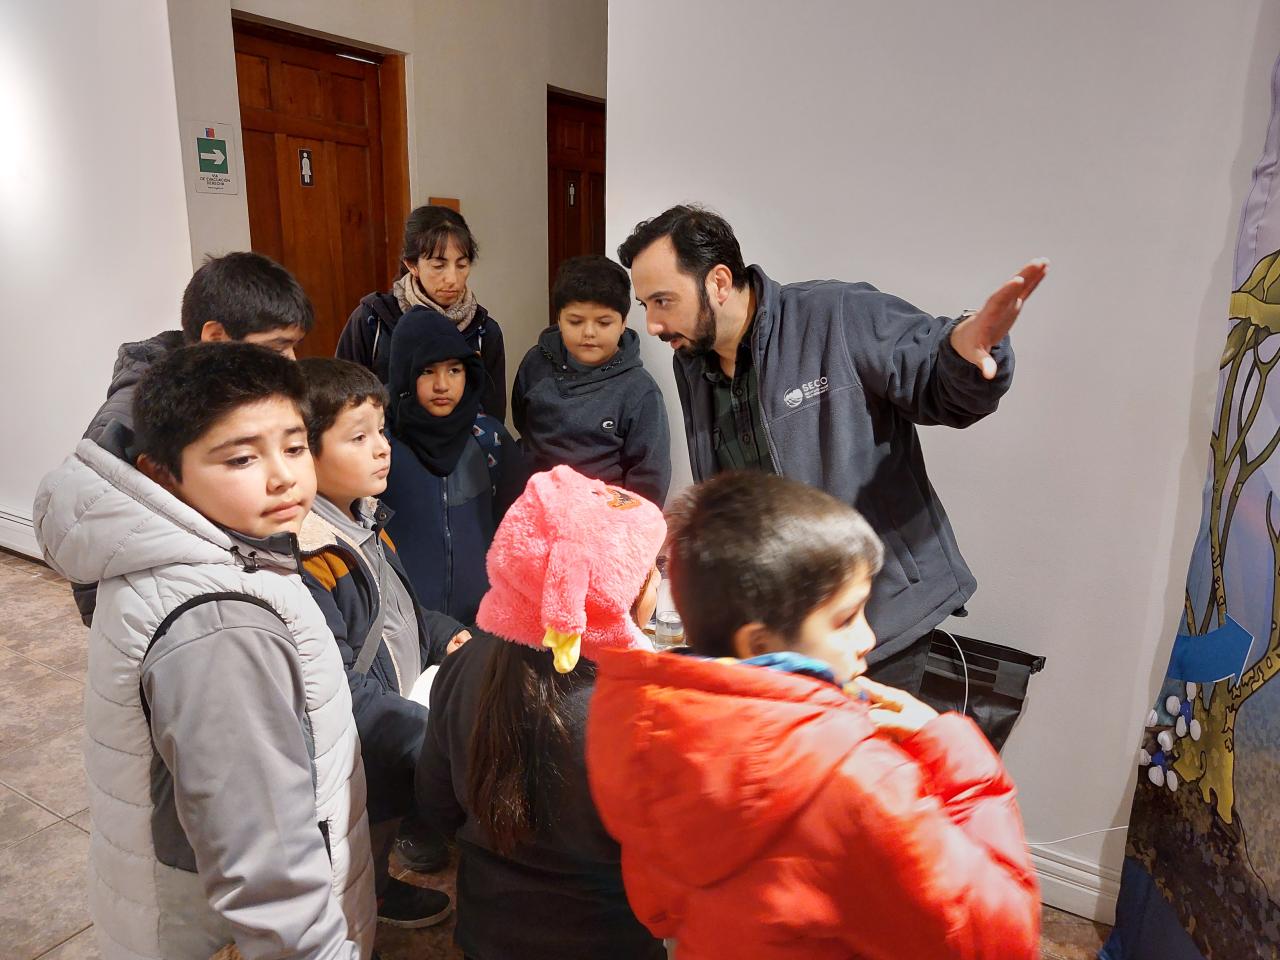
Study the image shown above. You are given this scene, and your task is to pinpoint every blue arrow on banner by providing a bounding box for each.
[1168,615,1254,684]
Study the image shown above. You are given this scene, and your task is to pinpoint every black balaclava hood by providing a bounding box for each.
[387,306,485,476]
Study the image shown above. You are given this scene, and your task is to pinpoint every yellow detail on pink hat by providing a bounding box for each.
[543,627,582,673]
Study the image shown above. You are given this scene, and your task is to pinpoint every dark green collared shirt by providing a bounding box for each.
[705,326,774,473]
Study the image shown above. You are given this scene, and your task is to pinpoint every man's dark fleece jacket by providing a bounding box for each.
[673,265,1015,663]
[511,326,671,505]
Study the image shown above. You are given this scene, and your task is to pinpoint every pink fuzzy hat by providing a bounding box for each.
[476,466,666,672]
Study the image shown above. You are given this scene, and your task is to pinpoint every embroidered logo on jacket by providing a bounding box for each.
[783,377,829,409]
[602,419,616,431]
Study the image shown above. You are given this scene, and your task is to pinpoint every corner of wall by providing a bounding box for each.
[165,0,252,266]
[1033,848,1121,924]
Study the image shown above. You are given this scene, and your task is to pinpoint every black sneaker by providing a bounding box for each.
[394,824,450,873]
[377,878,452,928]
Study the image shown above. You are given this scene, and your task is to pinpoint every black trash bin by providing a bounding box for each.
[917,630,1045,753]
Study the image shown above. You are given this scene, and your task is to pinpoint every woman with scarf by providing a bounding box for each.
[338,205,508,420]
[381,307,527,624]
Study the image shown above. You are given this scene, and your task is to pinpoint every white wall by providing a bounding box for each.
[0,1,193,555]
[607,0,1280,920]
[167,0,253,263]
[167,0,608,378]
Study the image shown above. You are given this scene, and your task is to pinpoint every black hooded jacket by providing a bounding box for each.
[511,327,670,504]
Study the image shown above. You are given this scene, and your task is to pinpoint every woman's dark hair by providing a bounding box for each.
[134,342,308,480]
[180,251,315,343]
[665,473,884,656]
[297,357,388,454]
[401,205,478,271]
[467,642,594,856]
[552,255,631,317]
[617,204,749,290]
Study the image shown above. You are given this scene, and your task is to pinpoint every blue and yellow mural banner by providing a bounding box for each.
[1104,51,1280,960]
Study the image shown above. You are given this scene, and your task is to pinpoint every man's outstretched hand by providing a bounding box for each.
[949,259,1049,380]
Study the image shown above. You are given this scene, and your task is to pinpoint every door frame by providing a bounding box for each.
[232,16,411,290]
[547,86,607,315]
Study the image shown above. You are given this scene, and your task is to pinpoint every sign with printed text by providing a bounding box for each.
[187,122,239,195]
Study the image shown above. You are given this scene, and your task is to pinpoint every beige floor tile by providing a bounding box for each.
[0,554,43,578]
[68,810,90,834]
[0,612,88,682]
[0,783,59,849]
[0,647,69,697]
[0,577,79,631]
[376,924,463,960]
[35,927,99,960]
[1040,904,1110,959]
[0,663,83,758]
[0,726,86,817]
[0,821,90,959]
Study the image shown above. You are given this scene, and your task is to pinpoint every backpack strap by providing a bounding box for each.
[139,592,283,725]
[352,573,387,676]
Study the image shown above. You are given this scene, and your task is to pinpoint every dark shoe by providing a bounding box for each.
[377,878,452,928]
[394,824,450,873]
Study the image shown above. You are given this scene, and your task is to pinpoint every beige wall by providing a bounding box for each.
[165,0,608,395]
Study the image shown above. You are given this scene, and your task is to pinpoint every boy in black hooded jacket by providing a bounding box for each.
[511,255,671,504]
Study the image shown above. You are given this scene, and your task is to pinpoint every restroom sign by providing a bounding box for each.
[188,121,239,195]
[299,149,314,187]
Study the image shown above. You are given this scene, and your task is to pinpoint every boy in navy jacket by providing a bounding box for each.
[298,358,468,930]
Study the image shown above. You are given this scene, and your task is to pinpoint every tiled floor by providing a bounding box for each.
[0,547,1111,960]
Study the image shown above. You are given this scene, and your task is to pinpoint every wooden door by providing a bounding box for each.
[234,22,409,358]
[548,90,606,316]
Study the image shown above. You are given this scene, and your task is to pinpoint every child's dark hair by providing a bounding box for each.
[401,205,478,269]
[617,204,749,290]
[179,252,315,343]
[552,255,631,318]
[133,343,308,480]
[468,642,593,856]
[297,357,388,454]
[665,473,884,656]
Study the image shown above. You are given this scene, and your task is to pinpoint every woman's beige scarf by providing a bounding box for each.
[393,272,478,331]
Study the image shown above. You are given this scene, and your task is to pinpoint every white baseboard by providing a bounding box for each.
[1032,846,1121,924]
[0,509,40,559]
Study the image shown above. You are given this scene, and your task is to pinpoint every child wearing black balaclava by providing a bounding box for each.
[382,307,528,624]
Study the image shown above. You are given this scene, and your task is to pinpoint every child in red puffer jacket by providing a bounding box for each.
[587,472,1040,960]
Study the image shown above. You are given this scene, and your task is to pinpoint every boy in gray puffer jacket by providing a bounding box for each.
[73,252,314,626]
[34,343,375,960]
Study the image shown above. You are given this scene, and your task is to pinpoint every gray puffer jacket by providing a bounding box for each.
[83,329,184,442]
[72,329,185,625]
[34,436,376,960]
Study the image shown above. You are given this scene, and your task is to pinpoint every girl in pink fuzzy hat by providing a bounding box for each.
[415,465,667,960]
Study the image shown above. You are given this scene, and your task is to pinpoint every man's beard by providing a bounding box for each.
[663,283,718,357]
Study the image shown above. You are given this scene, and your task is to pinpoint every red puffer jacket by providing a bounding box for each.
[586,649,1040,960]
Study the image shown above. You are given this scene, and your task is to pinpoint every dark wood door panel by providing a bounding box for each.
[234,20,400,359]
[547,90,606,313]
